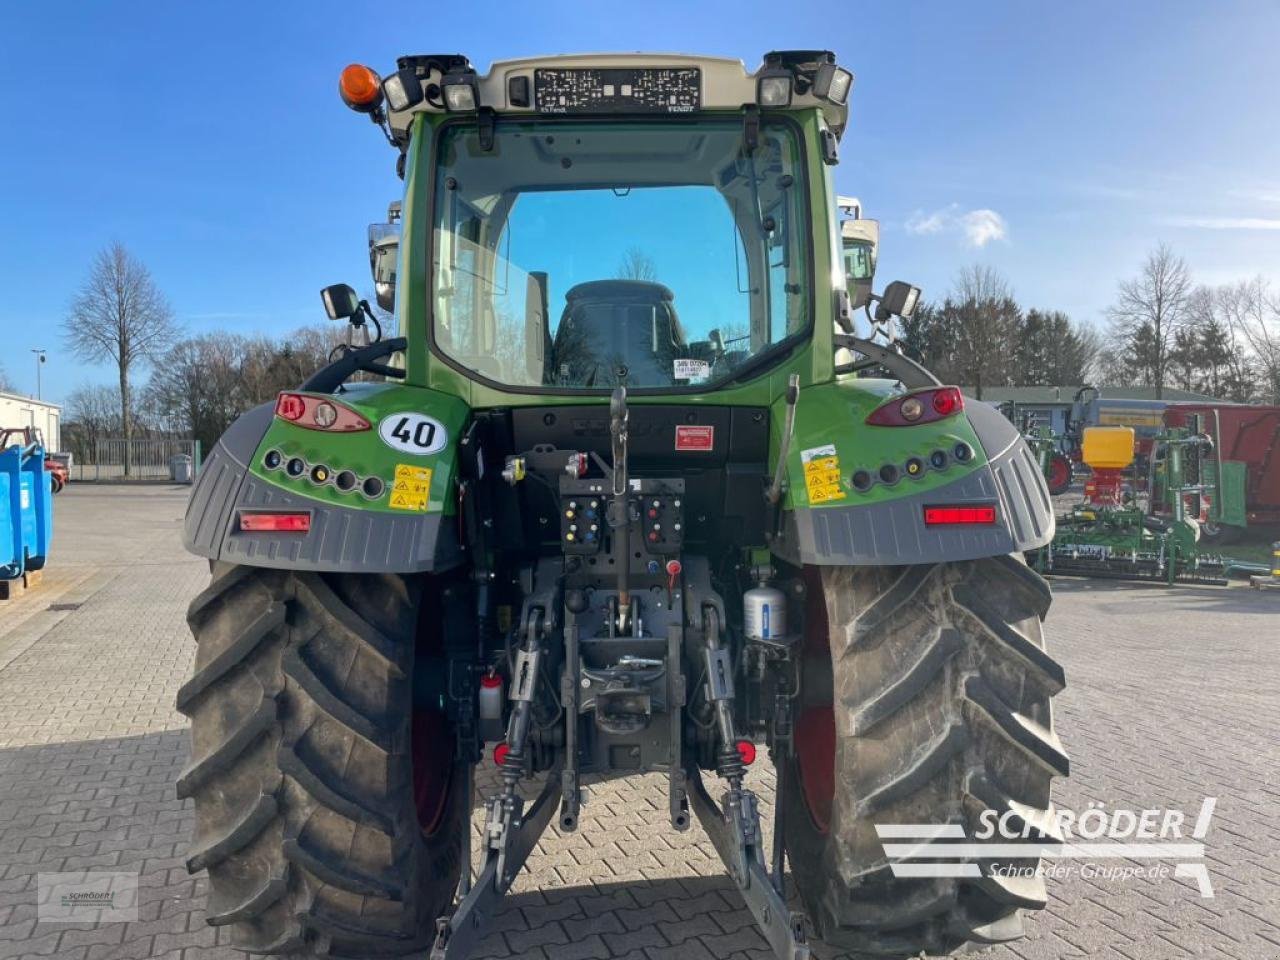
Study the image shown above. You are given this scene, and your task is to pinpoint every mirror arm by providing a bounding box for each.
[832,335,939,388]
[357,301,384,342]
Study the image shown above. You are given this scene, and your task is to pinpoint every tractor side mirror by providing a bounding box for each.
[321,283,362,321]
[840,218,879,311]
[874,280,922,322]
[368,221,401,312]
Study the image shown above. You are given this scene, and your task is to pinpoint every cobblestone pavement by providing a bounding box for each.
[1,486,1278,959]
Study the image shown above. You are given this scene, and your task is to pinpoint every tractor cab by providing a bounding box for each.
[836,195,878,310]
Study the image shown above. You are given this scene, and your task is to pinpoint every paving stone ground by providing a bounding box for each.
[1,485,1278,959]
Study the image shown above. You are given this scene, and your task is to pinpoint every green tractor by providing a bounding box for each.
[178,51,1066,960]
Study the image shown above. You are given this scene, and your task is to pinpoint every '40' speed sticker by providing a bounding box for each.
[378,413,448,456]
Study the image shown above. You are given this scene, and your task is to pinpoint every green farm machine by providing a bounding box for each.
[177,52,1067,960]
[1036,425,1231,584]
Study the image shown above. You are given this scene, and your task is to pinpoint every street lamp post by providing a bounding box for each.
[32,349,46,400]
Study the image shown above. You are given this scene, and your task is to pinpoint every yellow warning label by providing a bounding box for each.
[389,464,432,511]
[800,445,846,504]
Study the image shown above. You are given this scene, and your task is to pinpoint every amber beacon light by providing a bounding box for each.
[340,63,383,112]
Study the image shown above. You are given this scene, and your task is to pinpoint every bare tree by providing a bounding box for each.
[949,265,1019,399]
[63,383,123,464]
[63,243,179,474]
[0,364,12,393]
[1184,284,1256,400]
[1222,277,1280,403]
[143,324,351,453]
[617,248,659,282]
[1106,243,1191,399]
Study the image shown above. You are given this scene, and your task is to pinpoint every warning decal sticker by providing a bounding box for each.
[801,444,846,504]
[389,464,432,511]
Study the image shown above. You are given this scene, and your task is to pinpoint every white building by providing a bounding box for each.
[0,392,61,451]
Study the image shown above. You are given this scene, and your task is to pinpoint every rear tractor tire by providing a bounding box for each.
[1046,453,1072,496]
[782,556,1068,957]
[177,564,468,957]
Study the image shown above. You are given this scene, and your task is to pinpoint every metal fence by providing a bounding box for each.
[70,438,201,482]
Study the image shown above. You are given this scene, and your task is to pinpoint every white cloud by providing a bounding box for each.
[905,204,1008,247]
[905,206,953,235]
[1226,185,1280,206]
[961,209,1007,247]
[1162,216,1280,231]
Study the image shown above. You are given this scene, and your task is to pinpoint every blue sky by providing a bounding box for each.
[2,0,1277,404]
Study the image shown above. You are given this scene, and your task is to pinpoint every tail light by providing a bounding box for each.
[923,505,997,526]
[239,512,312,532]
[866,387,964,426]
[275,393,370,432]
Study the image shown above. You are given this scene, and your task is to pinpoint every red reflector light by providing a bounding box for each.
[274,392,370,432]
[239,512,311,532]
[493,743,511,766]
[735,739,757,766]
[923,505,997,526]
[276,393,305,421]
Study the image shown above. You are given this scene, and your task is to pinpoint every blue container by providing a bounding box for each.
[0,441,52,579]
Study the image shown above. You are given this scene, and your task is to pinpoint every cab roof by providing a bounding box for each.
[383,51,851,141]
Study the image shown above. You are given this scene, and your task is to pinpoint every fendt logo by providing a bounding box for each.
[876,798,1217,897]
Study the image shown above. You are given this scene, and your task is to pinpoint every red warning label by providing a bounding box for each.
[675,425,715,451]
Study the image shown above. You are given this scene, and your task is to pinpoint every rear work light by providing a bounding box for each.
[274,393,371,432]
[866,387,965,426]
[239,512,312,532]
[923,505,997,526]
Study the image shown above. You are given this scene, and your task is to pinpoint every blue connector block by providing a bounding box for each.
[0,442,52,579]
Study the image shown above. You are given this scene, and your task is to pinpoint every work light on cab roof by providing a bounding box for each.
[338,51,856,163]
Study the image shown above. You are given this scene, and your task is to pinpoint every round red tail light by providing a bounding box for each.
[932,388,962,416]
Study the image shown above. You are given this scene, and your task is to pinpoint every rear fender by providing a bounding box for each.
[183,383,469,572]
[771,381,1054,565]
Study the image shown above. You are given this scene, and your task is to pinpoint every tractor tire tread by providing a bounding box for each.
[205,869,290,926]
[282,646,392,751]
[176,603,286,711]
[179,566,463,957]
[783,556,1068,957]
[186,791,278,874]
[176,696,277,799]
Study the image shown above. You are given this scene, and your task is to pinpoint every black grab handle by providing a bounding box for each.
[300,337,408,393]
